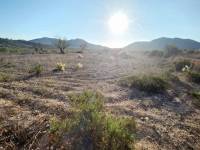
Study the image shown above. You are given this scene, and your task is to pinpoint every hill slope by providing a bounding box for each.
[0,38,51,49]
[30,37,109,50]
[124,37,200,51]
[0,38,36,48]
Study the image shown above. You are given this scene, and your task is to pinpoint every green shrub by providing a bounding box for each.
[3,62,16,68]
[0,47,22,54]
[0,47,8,53]
[49,91,136,149]
[32,86,50,97]
[174,59,192,71]
[68,90,104,111]
[49,117,74,134]
[188,71,200,84]
[120,75,168,93]
[7,48,21,54]
[0,73,12,82]
[103,116,136,150]
[191,91,200,99]
[29,64,43,75]
[190,91,200,107]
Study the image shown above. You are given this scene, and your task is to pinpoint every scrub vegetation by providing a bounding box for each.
[0,49,200,149]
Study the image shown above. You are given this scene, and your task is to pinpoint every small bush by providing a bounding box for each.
[29,64,43,75]
[191,91,200,99]
[56,62,66,71]
[3,62,16,68]
[188,71,200,84]
[190,91,200,107]
[0,47,8,53]
[32,86,49,97]
[49,91,136,149]
[68,91,104,110]
[175,59,192,71]
[49,117,72,134]
[120,75,168,93]
[103,116,136,150]
[0,73,12,82]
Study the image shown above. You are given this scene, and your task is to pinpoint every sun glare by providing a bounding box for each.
[108,12,129,34]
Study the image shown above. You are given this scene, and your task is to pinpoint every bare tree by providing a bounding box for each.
[55,38,69,54]
[33,43,44,54]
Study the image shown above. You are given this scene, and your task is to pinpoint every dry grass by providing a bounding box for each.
[0,52,200,149]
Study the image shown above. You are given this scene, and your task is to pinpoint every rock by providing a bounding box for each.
[141,116,149,121]
[145,117,149,121]
[174,97,181,103]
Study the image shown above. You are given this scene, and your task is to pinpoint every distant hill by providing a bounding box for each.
[30,37,57,46]
[0,38,51,49]
[124,37,200,51]
[30,37,109,50]
[1,37,200,52]
[0,38,36,48]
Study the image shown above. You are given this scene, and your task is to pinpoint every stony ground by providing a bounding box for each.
[0,51,200,149]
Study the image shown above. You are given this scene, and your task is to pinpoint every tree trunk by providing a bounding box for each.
[60,48,65,54]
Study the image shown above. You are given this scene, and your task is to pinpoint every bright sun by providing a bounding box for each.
[108,12,129,34]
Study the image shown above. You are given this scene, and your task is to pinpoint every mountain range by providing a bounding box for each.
[124,37,200,51]
[30,37,108,50]
[0,38,37,48]
[1,37,200,51]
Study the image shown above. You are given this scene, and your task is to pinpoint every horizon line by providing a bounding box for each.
[1,36,200,49]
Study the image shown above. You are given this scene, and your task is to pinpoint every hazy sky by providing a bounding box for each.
[0,0,199,47]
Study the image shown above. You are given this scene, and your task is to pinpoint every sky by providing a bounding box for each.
[0,0,199,48]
